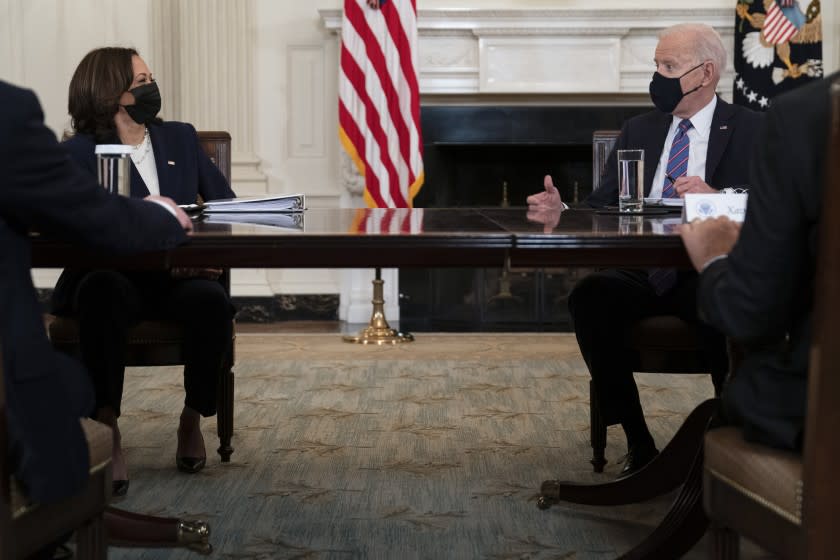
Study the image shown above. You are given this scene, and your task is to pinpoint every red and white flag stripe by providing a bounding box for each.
[339,0,424,208]
[762,1,799,45]
[351,208,425,234]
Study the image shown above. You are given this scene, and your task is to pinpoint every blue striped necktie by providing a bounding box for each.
[650,119,693,295]
[661,119,693,198]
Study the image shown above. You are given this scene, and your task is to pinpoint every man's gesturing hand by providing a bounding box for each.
[526,175,563,210]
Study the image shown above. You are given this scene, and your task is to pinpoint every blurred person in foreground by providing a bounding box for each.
[0,78,191,556]
[681,73,837,452]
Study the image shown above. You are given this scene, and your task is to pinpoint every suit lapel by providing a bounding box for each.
[643,112,672,196]
[129,161,149,197]
[705,98,735,181]
[148,124,170,197]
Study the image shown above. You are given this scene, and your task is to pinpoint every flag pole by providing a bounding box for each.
[343,267,414,344]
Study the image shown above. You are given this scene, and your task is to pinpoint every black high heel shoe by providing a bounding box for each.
[176,456,206,474]
[176,425,206,474]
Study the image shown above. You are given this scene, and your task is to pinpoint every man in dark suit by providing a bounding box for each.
[527,23,763,476]
[0,80,192,506]
[681,74,835,452]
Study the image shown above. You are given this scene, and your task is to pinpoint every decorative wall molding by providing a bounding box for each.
[480,36,621,93]
[151,0,267,194]
[320,7,735,97]
[0,1,26,86]
[288,45,327,159]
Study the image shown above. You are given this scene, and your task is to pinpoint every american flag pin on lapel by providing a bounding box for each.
[167,160,176,165]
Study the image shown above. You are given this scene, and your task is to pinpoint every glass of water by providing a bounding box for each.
[94,144,133,196]
[617,149,644,213]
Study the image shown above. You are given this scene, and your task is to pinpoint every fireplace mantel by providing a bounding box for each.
[320,8,734,98]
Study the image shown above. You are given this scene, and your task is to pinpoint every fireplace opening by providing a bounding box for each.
[417,142,592,208]
[400,104,650,332]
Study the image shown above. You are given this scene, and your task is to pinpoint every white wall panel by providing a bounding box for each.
[288,45,326,158]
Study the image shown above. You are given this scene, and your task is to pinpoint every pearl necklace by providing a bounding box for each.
[130,127,152,166]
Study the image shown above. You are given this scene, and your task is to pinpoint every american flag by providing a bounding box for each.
[339,0,424,208]
[763,1,800,45]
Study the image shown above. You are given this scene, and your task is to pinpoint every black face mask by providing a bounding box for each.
[122,81,161,125]
[648,63,704,114]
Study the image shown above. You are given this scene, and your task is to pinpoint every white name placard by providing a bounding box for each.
[684,193,748,223]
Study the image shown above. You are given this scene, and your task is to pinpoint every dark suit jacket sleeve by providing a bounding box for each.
[184,123,236,200]
[0,87,187,253]
[61,133,98,180]
[697,83,826,451]
[697,94,816,340]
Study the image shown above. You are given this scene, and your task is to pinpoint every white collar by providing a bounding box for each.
[673,95,717,138]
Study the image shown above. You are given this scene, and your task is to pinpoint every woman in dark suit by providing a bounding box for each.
[52,47,236,495]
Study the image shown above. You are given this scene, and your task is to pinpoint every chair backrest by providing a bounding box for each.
[197,131,232,184]
[801,81,840,557]
[196,131,232,294]
[592,130,620,193]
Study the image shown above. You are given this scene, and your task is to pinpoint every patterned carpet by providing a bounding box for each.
[105,333,755,559]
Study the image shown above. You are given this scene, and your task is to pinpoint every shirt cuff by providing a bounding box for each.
[148,199,178,218]
[700,254,728,272]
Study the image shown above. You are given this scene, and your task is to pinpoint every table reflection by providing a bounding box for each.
[187,207,686,237]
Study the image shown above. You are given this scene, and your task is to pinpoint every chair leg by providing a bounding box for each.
[709,522,739,560]
[538,398,717,508]
[615,443,708,560]
[75,512,107,560]
[105,507,211,555]
[217,367,234,462]
[589,380,607,473]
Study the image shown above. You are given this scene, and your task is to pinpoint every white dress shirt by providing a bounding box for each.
[649,95,717,199]
[130,130,160,196]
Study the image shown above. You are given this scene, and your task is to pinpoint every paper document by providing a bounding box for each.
[644,197,684,207]
[196,194,306,213]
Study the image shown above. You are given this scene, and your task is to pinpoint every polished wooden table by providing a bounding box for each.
[32,207,691,269]
[32,207,702,558]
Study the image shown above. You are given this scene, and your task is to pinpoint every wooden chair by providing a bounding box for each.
[47,131,236,463]
[588,130,715,472]
[0,346,113,559]
[703,85,840,559]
